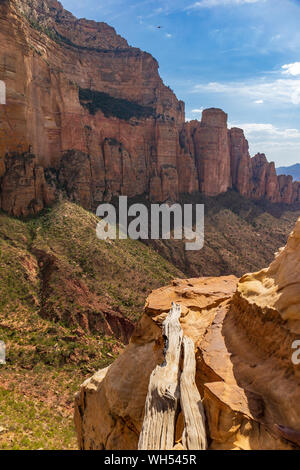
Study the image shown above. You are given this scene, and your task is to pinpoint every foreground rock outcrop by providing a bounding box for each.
[1,0,300,216]
[74,219,300,450]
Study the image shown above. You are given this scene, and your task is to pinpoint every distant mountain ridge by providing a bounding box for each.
[277,164,300,181]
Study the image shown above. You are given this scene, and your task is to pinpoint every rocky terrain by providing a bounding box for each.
[75,218,300,450]
[1,0,300,451]
[0,200,182,449]
[0,194,298,449]
[145,191,300,277]
[0,0,300,218]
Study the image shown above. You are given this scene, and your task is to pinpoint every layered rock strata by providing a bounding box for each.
[75,218,300,450]
[0,0,300,216]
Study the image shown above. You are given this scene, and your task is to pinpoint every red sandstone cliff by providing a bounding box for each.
[0,0,299,216]
[183,109,232,196]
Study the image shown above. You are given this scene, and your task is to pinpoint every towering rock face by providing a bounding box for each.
[229,127,252,197]
[0,0,185,214]
[229,131,300,204]
[0,152,54,216]
[0,0,299,216]
[278,174,294,204]
[75,218,300,450]
[184,109,232,196]
[251,153,281,203]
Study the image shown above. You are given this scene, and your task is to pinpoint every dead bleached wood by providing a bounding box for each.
[180,336,207,450]
[138,303,207,450]
[138,302,183,450]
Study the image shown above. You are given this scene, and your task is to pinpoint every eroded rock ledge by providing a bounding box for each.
[74,220,300,450]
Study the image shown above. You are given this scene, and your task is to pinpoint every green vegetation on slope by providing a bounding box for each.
[1,192,299,449]
[146,190,300,277]
[0,200,183,449]
[0,388,75,450]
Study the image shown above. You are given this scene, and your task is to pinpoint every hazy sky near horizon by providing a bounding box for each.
[62,0,300,166]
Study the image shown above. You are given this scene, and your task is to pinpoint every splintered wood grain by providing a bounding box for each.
[138,303,183,450]
[180,336,207,450]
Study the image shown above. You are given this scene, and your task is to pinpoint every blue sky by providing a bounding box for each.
[62,0,300,166]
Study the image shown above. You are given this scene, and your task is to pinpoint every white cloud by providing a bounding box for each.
[193,77,300,105]
[186,0,263,9]
[271,34,281,41]
[229,123,300,139]
[228,122,300,165]
[254,99,264,104]
[165,33,172,38]
[191,108,204,113]
[252,141,300,149]
[282,62,300,76]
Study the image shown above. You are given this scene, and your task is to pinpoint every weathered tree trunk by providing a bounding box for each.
[138,303,183,450]
[180,336,207,450]
[138,302,208,450]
